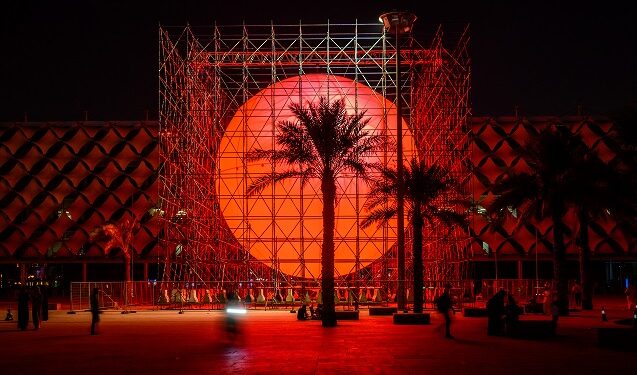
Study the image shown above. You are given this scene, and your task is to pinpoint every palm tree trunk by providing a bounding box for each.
[552,214,569,316]
[321,173,337,327]
[412,211,424,314]
[124,255,131,283]
[578,211,593,310]
[124,255,131,309]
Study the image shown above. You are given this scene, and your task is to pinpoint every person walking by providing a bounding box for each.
[40,285,49,322]
[90,288,100,335]
[435,284,454,339]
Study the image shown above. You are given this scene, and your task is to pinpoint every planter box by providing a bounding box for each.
[393,312,430,325]
[463,307,488,317]
[369,307,398,316]
[335,310,359,320]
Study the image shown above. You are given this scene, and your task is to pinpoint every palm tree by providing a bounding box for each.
[90,202,161,310]
[361,158,466,314]
[488,126,587,315]
[247,97,382,327]
[569,140,637,310]
[90,219,138,282]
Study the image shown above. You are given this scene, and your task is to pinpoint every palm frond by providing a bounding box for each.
[246,170,309,196]
[245,149,275,163]
[361,206,397,229]
[422,208,467,228]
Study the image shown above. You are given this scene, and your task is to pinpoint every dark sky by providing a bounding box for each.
[1,0,635,121]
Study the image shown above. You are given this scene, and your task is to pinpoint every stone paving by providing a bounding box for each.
[1,297,636,375]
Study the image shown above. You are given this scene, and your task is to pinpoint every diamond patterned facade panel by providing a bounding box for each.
[469,116,635,259]
[1,115,632,268]
[0,122,160,261]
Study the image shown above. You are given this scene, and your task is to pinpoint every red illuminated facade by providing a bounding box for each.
[1,23,633,291]
[0,116,633,285]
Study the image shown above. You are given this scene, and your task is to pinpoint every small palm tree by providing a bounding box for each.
[90,202,162,282]
[488,126,586,315]
[91,219,138,282]
[247,97,382,327]
[362,158,466,313]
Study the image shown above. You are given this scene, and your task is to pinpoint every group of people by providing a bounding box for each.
[487,288,560,336]
[486,290,524,336]
[297,303,322,320]
[16,286,48,331]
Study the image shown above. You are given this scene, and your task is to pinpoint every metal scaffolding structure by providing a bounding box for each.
[158,21,471,299]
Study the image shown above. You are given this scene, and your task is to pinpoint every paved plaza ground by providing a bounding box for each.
[1,297,636,375]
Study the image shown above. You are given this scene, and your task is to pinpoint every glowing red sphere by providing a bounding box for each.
[218,74,414,278]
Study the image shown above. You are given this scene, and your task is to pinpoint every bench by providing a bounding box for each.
[598,328,637,351]
[393,312,430,325]
[508,319,555,339]
[463,307,488,317]
[335,310,359,320]
[369,307,398,316]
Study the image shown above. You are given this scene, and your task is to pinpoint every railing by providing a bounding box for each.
[70,279,554,311]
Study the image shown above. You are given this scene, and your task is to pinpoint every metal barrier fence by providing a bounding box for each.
[70,279,554,311]
[69,282,159,312]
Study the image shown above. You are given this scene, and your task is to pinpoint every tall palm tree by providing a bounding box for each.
[361,158,466,314]
[247,97,382,327]
[568,142,637,309]
[488,126,590,315]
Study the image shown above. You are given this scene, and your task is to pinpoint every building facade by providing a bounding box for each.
[0,116,634,291]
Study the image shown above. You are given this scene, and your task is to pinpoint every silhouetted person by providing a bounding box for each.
[5,308,14,321]
[90,288,100,335]
[17,287,29,331]
[309,304,317,319]
[316,304,323,319]
[487,290,506,336]
[626,281,637,310]
[571,282,582,308]
[543,287,552,315]
[473,277,482,298]
[505,294,522,335]
[224,298,243,339]
[352,292,359,311]
[297,303,307,320]
[40,285,49,322]
[526,295,541,313]
[551,298,560,330]
[436,284,453,339]
[31,287,42,330]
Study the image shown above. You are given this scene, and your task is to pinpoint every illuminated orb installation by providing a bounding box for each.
[218,74,415,278]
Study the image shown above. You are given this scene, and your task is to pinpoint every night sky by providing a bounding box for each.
[1,0,635,121]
